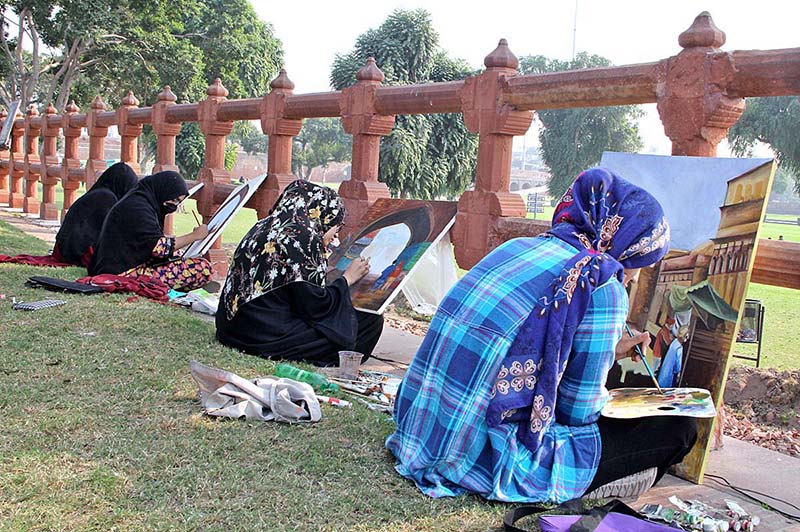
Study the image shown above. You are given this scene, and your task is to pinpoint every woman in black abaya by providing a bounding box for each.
[216,180,384,366]
[54,162,139,266]
[89,171,212,291]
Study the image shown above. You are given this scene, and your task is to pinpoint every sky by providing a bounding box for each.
[250,0,799,155]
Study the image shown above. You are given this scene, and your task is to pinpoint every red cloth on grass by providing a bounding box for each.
[0,244,75,268]
[76,273,170,302]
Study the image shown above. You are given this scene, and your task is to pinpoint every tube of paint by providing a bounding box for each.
[316,395,351,408]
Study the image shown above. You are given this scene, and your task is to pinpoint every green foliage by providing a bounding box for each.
[519,53,644,197]
[728,96,800,195]
[330,9,478,199]
[1,0,283,110]
[292,118,352,180]
[174,122,205,179]
[230,120,269,155]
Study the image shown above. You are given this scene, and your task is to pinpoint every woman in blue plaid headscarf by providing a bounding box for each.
[386,167,697,503]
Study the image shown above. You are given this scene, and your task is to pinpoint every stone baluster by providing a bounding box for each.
[338,57,395,231]
[40,103,61,220]
[197,78,234,275]
[657,12,745,156]
[0,108,9,205]
[151,86,182,234]
[22,105,42,214]
[116,91,142,174]
[452,39,533,268]
[8,107,25,209]
[152,86,181,174]
[60,100,82,219]
[84,96,108,188]
[257,69,303,218]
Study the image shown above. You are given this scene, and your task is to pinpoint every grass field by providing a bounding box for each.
[0,221,509,532]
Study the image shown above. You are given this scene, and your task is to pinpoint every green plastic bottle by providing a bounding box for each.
[274,364,340,393]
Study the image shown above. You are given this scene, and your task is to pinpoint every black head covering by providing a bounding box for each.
[88,171,189,275]
[220,180,346,320]
[54,162,139,266]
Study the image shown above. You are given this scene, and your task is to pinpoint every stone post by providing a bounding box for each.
[257,69,303,218]
[657,12,745,156]
[116,91,142,174]
[151,86,181,174]
[22,105,42,214]
[452,39,533,268]
[84,96,108,188]
[60,101,82,219]
[40,103,61,220]
[338,57,395,230]
[0,108,9,205]
[197,78,234,276]
[151,86,182,234]
[8,107,25,209]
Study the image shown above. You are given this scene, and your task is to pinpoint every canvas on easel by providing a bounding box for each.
[183,174,267,258]
[326,199,457,314]
[600,152,776,483]
[0,101,20,149]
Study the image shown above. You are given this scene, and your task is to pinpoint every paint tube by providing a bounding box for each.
[316,395,351,408]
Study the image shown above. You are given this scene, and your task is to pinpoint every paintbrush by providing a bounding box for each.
[624,323,663,393]
[191,210,202,226]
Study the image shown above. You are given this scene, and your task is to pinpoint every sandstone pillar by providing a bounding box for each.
[40,103,61,220]
[453,39,533,268]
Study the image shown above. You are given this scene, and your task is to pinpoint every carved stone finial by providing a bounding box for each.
[270,69,295,91]
[27,104,39,117]
[158,85,177,103]
[679,12,725,49]
[356,57,385,83]
[45,102,57,115]
[66,100,80,113]
[484,38,519,70]
[91,95,106,111]
[207,78,229,97]
[122,90,140,106]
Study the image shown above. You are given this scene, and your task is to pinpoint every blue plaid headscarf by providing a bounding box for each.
[486,167,670,453]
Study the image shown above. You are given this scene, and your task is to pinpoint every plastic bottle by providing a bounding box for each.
[274,364,340,393]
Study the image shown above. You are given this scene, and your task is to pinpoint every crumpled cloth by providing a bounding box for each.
[76,273,170,301]
[189,360,321,423]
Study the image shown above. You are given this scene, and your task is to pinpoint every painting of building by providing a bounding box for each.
[327,199,457,314]
[600,152,775,483]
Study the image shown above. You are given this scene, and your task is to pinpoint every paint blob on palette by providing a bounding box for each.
[601,387,717,419]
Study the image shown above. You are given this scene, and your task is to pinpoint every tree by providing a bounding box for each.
[292,118,351,180]
[330,9,478,199]
[519,53,644,197]
[728,96,800,195]
[1,0,282,110]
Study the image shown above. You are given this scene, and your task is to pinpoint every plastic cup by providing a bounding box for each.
[338,351,364,380]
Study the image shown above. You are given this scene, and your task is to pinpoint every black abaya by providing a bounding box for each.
[215,277,384,366]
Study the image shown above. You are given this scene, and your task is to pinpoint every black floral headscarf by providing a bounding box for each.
[221,180,346,320]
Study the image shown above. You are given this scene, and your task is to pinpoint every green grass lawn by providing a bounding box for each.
[732,282,800,371]
[0,221,508,532]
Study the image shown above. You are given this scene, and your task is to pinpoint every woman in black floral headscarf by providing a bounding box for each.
[216,180,384,365]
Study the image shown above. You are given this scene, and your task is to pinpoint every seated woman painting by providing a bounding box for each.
[386,168,697,503]
[55,162,139,266]
[216,180,384,366]
[88,171,212,291]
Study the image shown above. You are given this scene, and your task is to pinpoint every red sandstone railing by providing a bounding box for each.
[0,12,798,288]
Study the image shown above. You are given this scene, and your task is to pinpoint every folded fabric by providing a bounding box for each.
[76,273,169,301]
[189,360,322,423]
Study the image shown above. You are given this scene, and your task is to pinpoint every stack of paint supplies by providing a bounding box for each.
[640,497,760,531]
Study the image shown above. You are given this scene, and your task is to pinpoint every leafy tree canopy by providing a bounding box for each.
[330,9,477,199]
[1,0,283,110]
[728,96,800,195]
[519,53,644,197]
